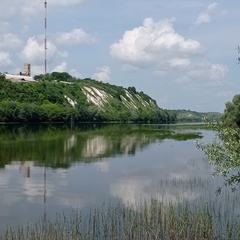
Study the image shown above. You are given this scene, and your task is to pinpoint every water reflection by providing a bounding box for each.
[109,139,213,206]
[0,123,202,168]
[1,124,238,235]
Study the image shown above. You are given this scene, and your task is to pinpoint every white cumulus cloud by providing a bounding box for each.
[0,0,86,21]
[210,64,229,80]
[176,62,229,85]
[20,1,42,21]
[21,37,50,64]
[56,28,95,45]
[69,69,82,78]
[0,33,23,50]
[195,3,218,25]
[0,52,13,67]
[92,66,111,82]
[111,17,228,85]
[52,62,67,72]
[168,58,191,69]
[110,18,203,67]
[20,36,67,65]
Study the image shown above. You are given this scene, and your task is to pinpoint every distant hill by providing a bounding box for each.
[168,109,222,122]
[0,72,223,123]
[0,73,176,123]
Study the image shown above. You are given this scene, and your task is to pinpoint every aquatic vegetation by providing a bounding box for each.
[2,197,240,240]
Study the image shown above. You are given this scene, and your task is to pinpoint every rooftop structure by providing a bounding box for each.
[4,74,35,82]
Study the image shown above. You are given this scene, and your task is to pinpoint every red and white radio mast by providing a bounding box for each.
[44,0,47,74]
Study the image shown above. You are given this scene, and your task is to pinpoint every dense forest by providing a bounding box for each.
[0,72,177,123]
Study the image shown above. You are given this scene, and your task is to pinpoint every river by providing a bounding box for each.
[0,123,239,234]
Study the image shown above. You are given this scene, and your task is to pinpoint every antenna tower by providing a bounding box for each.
[44,0,47,74]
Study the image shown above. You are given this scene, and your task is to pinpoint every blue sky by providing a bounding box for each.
[0,0,239,112]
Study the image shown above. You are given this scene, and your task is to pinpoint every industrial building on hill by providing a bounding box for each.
[4,63,36,82]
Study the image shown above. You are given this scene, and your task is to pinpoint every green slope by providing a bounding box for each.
[0,73,176,123]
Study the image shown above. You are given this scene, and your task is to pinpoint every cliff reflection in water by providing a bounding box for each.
[0,124,202,169]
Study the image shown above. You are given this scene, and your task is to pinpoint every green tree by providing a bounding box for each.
[128,86,136,94]
[221,94,240,127]
[51,72,73,82]
[197,122,240,192]
[19,103,39,122]
[196,49,240,192]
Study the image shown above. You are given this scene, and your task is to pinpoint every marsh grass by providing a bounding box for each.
[2,198,240,240]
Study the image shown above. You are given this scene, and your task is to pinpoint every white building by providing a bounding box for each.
[4,73,36,82]
[3,63,36,82]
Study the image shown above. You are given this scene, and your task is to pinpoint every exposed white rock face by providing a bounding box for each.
[122,90,155,109]
[81,86,157,111]
[120,95,138,110]
[136,94,149,107]
[82,86,112,108]
[64,95,77,107]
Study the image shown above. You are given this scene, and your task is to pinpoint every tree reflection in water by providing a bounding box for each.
[0,123,202,169]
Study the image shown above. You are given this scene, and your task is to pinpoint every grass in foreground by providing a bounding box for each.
[2,199,240,240]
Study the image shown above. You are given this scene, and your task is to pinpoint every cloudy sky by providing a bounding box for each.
[0,0,239,112]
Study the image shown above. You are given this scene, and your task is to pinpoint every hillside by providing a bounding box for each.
[0,73,176,123]
[169,109,222,122]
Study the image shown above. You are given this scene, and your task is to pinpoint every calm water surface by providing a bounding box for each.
[0,123,239,233]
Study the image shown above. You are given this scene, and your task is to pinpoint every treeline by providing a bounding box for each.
[168,109,222,122]
[0,73,176,123]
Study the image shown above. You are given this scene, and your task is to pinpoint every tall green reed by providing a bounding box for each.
[2,197,240,240]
